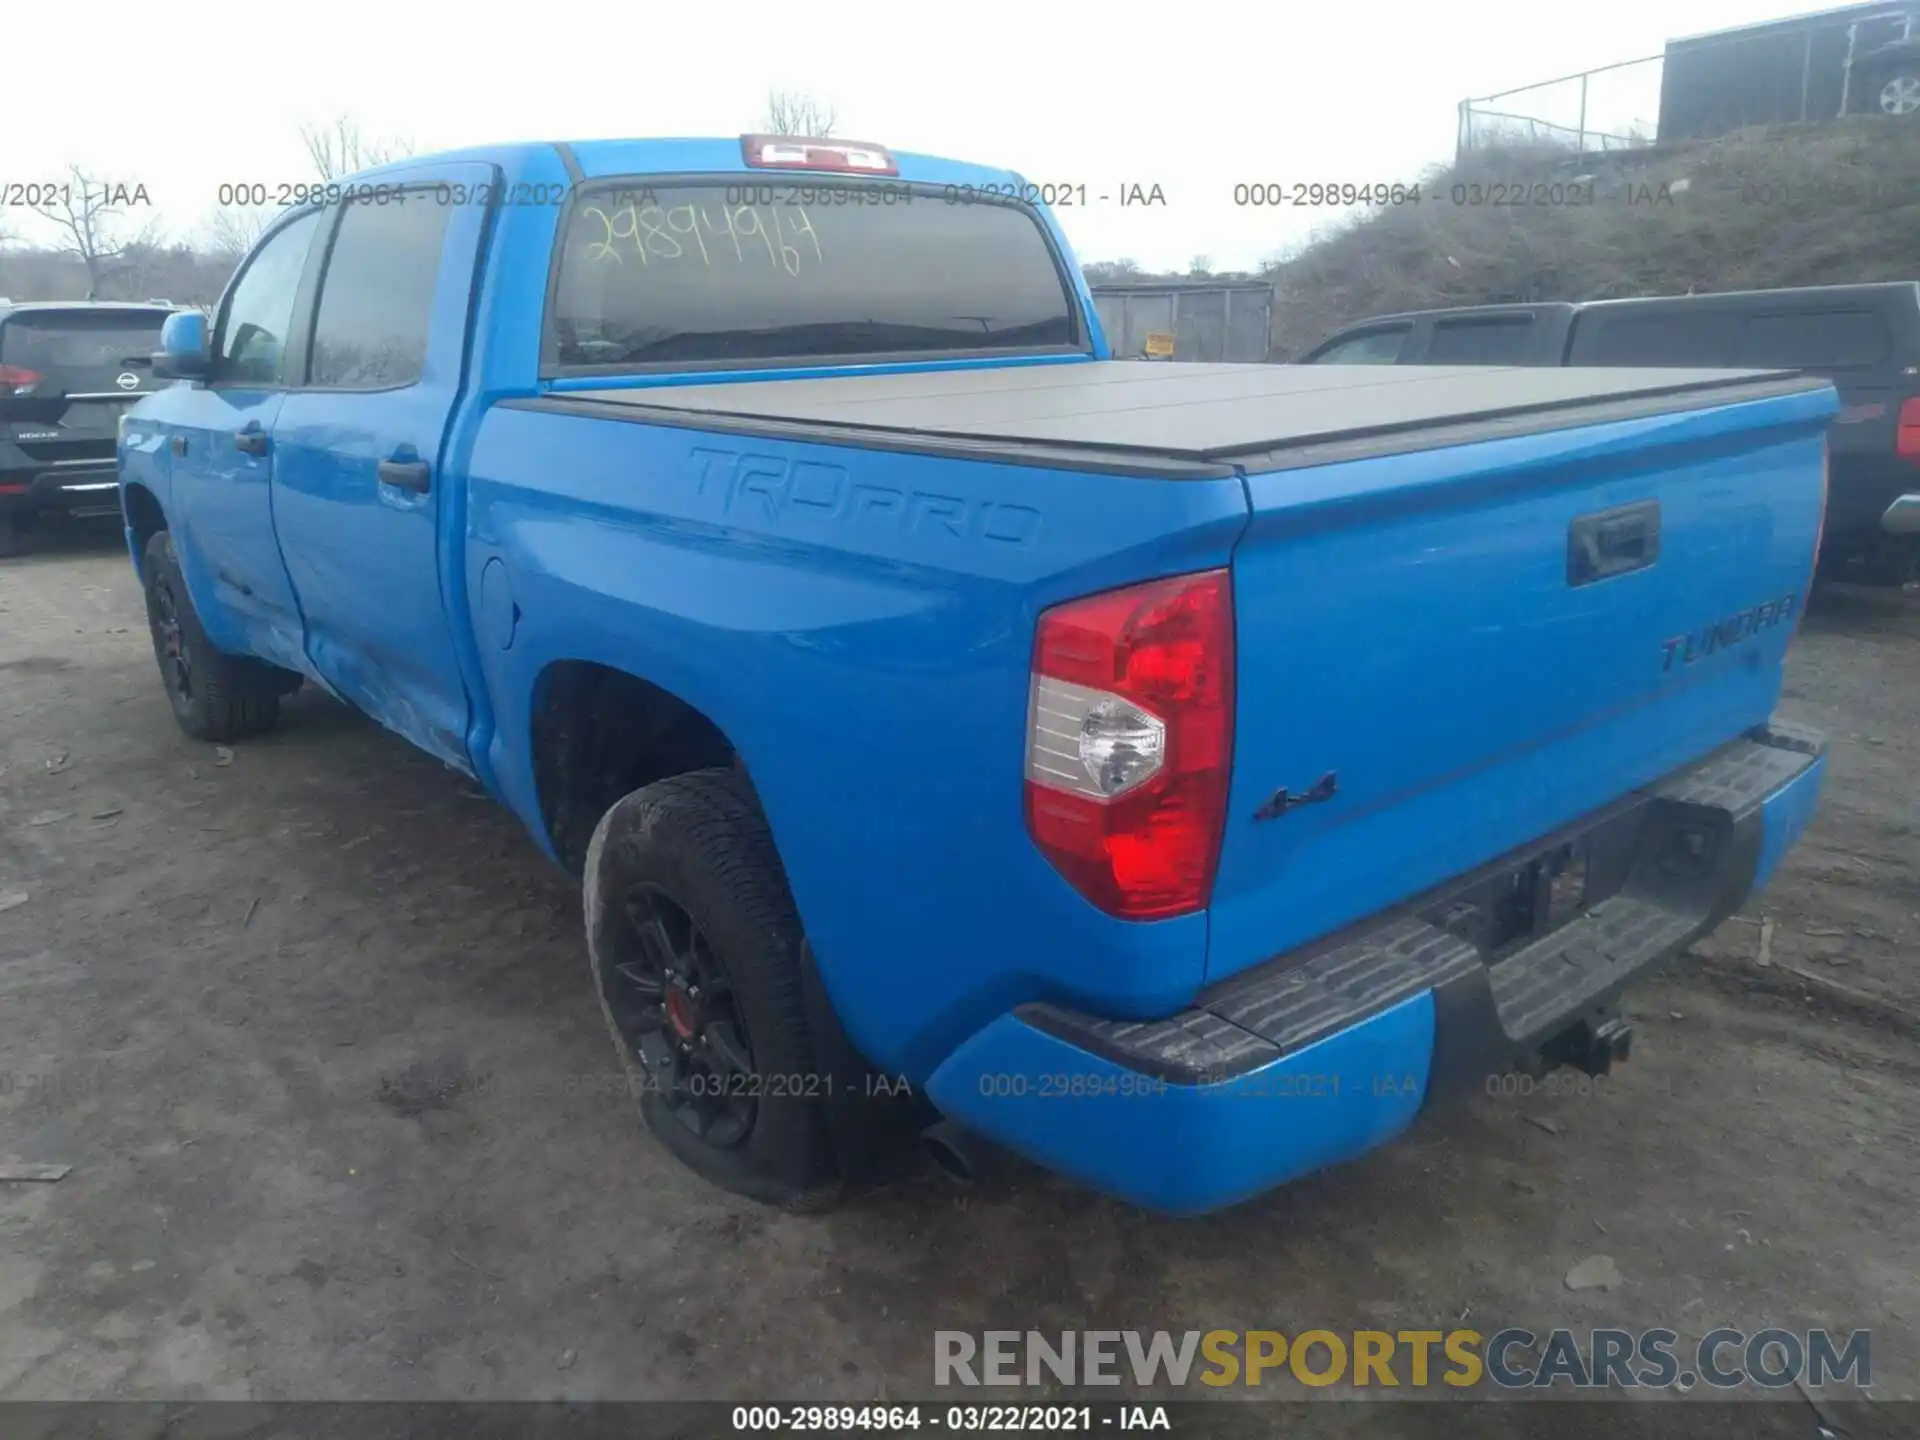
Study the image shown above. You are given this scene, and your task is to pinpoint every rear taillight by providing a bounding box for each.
[1024,569,1235,920]
[1898,397,1920,462]
[0,363,42,394]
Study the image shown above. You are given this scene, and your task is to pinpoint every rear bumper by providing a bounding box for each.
[924,722,1826,1215]
[0,463,123,519]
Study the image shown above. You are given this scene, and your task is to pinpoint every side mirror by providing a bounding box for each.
[153,310,210,381]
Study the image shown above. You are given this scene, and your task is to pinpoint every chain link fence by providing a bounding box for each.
[1459,4,1920,161]
[1458,56,1664,161]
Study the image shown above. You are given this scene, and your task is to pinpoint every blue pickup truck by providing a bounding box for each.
[118,136,1834,1216]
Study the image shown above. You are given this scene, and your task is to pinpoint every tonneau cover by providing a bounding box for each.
[541,361,1827,476]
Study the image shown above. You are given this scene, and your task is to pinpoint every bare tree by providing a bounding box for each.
[299,114,414,181]
[113,226,182,300]
[204,205,275,266]
[1187,255,1214,279]
[32,166,148,299]
[760,89,837,138]
[1082,258,1145,284]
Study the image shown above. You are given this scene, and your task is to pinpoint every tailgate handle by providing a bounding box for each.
[1568,501,1660,587]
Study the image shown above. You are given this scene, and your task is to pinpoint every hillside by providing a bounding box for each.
[1262,118,1920,358]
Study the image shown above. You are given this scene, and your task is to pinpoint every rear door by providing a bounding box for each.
[269,165,493,771]
[1417,313,1545,365]
[0,307,170,516]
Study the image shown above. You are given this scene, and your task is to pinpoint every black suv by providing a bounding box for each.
[1299,284,1920,584]
[0,301,178,554]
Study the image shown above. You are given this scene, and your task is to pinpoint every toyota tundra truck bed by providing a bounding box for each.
[523,360,1834,1211]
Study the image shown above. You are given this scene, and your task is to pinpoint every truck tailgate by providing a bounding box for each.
[1207,374,1836,985]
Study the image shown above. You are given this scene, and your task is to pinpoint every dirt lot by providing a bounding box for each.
[2,528,1917,1421]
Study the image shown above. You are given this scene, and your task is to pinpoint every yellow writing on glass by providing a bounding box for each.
[581,202,823,274]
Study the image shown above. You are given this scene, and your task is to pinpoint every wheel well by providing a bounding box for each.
[530,661,740,873]
[123,483,166,567]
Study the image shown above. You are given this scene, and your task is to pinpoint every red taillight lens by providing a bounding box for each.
[1024,569,1235,920]
[0,363,42,393]
[1897,397,1920,463]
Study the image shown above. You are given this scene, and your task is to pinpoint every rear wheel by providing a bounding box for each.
[1879,68,1920,115]
[141,530,294,742]
[584,767,841,1211]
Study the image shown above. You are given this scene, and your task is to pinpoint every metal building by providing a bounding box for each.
[1657,2,1920,140]
[1089,281,1274,364]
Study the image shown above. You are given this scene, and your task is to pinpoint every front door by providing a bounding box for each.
[163,208,325,672]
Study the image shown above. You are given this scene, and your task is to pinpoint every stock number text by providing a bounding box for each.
[722,182,913,207]
[218,181,406,207]
[1235,182,1422,207]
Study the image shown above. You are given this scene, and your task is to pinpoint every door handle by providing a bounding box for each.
[233,429,269,456]
[378,458,431,493]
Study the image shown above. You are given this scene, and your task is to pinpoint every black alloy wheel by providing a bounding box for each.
[601,880,759,1148]
[148,566,194,706]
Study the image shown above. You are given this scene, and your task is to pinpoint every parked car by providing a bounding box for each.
[1852,35,1920,116]
[119,136,1833,1216]
[1297,284,1920,584]
[0,301,177,554]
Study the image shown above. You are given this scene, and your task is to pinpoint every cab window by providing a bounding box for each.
[1306,325,1410,364]
[214,209,323,387]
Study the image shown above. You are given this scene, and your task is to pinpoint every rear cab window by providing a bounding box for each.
[544,180,1085,373]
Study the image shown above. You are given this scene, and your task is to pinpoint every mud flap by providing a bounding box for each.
[798,940,935,1186]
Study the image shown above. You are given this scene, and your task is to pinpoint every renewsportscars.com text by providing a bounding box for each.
[934,1328,1870,1391]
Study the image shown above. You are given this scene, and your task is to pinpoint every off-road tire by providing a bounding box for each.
[584,767,843,1212]
[141,530,291,743]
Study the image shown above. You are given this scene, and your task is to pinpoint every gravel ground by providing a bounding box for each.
[1,527,1916,1425]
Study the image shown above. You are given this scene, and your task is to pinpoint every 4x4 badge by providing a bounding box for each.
[1253,770,1338,822]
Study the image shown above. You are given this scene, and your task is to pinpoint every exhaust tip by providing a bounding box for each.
[922,1120,977,1186]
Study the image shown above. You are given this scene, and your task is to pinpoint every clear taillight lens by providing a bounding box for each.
[1024,569,1234,921]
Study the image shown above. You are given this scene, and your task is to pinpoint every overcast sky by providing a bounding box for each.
[5,0,1836,273]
